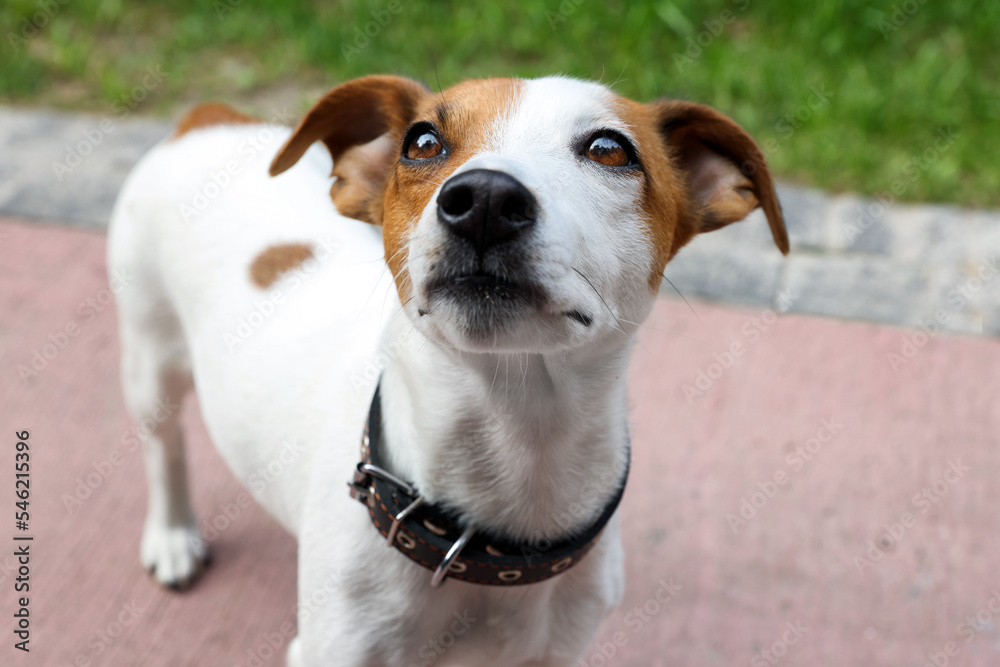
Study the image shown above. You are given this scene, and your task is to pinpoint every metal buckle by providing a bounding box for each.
[349,462,418,506]
[348,468,371,504]
[358,463,418,497]
[386,496,425,546]
[430,525,476,588]
[349,458,477,587]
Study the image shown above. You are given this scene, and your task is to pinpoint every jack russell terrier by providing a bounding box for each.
[109,74,788,666]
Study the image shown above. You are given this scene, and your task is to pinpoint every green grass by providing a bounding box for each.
[2,0,997,207]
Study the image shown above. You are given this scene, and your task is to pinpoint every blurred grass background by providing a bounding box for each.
[2,0,997,206]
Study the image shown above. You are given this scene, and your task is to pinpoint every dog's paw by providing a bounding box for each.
[140,522,209,590]
[286,637,303,667]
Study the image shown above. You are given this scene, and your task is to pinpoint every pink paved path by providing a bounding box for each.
[1,216,998,666]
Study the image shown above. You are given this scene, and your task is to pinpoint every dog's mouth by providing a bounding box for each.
[426,273,533,303]
[415,267,598,350]
[420,272,595,325]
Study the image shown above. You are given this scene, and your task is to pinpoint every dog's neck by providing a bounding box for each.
[378,315,632,544]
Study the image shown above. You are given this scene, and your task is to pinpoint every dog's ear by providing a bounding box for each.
[269,75,431,223]
[651,100,788,255]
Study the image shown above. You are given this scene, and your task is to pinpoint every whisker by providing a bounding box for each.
[661,273,702,324]
[352,230,429,265]
[482,348,501,431]
[361,261,393,309]
[433,63,443,98]
[573,266,658,360]
[386,295,416,328]
[359,233,441,330]
[520,353,529,410]
[378,272,398,333]
[488,353,501,403]
[610,61,630,90]
[571,267,628,336]
[359,245,408,317]
[504,355,510,404]
[617,317,707,346]
[630,337,658,360]
[413,176,445,188]
[432,63,448,107]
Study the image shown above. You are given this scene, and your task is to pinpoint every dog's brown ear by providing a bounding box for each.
[651,100,788,255]
[269,75,431,223]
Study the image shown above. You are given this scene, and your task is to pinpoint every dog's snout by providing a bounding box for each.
[437,169,537,254]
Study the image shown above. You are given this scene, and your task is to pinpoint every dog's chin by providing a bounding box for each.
[414,274,586,354]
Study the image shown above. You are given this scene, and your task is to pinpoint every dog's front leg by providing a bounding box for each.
[285,636,304,667]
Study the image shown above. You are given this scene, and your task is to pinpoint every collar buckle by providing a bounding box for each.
[349,461,420,508]
[348,467,373,506]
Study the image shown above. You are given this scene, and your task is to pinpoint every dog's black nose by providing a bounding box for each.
[437,169,537,254]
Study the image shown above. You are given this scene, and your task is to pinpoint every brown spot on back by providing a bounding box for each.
[173,103,260,140]
[249,244,314,288]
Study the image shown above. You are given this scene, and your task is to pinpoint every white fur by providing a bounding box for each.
[108,77,669,666]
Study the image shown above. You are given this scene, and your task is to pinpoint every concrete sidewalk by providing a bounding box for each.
[2,216,999,666]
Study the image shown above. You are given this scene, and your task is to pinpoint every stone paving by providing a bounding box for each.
[5,217,1000,666]
[3,106,998,335]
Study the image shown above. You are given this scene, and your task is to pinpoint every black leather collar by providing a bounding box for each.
[349,383,630,587]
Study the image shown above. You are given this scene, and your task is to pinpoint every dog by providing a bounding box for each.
[108,74,788,666]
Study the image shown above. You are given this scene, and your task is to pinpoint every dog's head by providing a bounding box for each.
[271,75,787,354]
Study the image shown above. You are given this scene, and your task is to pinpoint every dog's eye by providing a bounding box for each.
[584,136,631,167]
[404,128,444,160]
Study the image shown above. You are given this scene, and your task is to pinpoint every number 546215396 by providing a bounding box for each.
[15,431,30,529]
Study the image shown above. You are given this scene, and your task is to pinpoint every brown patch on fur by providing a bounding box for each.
[249,244,314,288]
[173,103,259,140]
[269,76,524,302]
[612,98,691,289]
[614,96,788,288]
[379,78,525,301]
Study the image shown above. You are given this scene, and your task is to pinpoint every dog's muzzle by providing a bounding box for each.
[420,168,550,338]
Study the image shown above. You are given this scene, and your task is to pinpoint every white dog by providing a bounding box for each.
[109,74,787,666]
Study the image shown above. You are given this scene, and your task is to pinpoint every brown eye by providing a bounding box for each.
[585,135,631,167]
[405,130,444,160]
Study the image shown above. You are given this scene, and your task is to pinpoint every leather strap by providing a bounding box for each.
[349,383,630,587]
